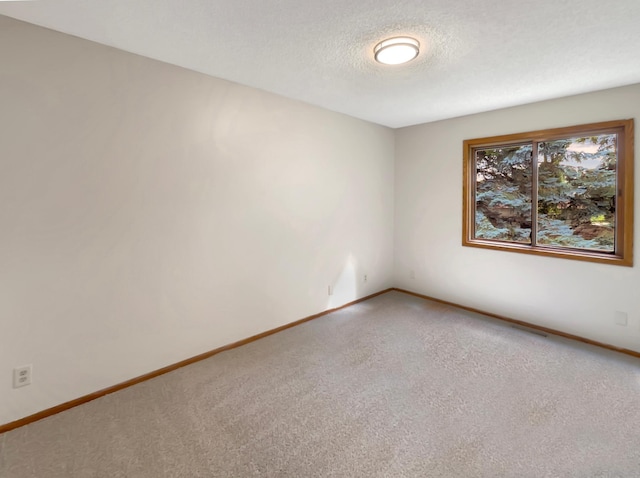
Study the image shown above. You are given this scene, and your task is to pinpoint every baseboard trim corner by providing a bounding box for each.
[0,288,393,435]
[392,287,640,360]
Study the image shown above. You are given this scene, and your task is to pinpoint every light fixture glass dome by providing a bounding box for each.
[374,37,420,65]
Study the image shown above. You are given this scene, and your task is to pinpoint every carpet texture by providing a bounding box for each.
[1,291,640,477]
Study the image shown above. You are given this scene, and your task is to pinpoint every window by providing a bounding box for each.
[462,120,634,266]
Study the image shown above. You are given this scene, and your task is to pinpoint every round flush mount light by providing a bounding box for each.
[374,36,420,65]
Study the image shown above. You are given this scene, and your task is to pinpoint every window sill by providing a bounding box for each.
[462,238,632,267]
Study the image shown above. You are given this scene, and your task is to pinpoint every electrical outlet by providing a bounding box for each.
[614,311,628,326]
[328,285,333,296]
[363,274,368,283]
[13,365,32,389]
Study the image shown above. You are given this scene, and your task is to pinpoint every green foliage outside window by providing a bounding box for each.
[475,134,617,252]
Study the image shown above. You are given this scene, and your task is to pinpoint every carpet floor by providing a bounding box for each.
[1,291,640,477]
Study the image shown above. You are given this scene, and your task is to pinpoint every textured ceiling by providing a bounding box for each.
[2,0,640,128]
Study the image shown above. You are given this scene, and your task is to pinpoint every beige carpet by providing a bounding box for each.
[2,291,640,477]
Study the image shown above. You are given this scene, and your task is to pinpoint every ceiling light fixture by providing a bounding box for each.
[374,37,420,65]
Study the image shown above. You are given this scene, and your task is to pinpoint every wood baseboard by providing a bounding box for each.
[0,288,392,435]
[392,288,640,360]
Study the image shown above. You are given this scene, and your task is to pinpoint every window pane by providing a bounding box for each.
[474,144,532,243]
[537,134,617,252]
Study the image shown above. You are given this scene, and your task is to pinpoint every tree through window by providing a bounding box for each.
[463,120,634,266]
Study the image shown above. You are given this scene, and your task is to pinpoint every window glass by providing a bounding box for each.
[475,144,532,243]
[537,134,616,251]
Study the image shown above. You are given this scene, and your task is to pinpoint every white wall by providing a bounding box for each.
[395,84,640,353]
[0,16,395,425]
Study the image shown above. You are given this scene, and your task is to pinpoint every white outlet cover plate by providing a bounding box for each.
[13,365,32,388]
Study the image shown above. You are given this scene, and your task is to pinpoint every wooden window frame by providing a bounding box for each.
[462,119,634,266]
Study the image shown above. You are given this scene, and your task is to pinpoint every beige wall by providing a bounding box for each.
[395,84,640,353]
[0,16,395,425]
